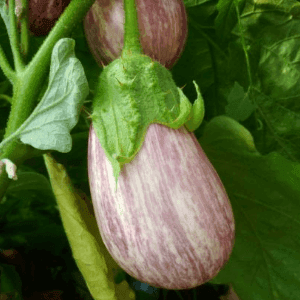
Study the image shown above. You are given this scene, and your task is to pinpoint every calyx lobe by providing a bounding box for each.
[92,53,203,182]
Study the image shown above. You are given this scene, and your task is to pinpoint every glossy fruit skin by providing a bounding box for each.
[84,0,188,69]
[15,0,71,36]
[88,123,235,290]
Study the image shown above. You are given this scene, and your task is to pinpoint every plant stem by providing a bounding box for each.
[4,0,95,140]
[0,0,95,201]
[235,4,252,88]
[0,94,12,103]
[0,45,16,83]
[20,0,29,60]
[9,0,24,72]
[122,0,142,56]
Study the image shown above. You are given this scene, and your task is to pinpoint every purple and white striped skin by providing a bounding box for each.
[14,0,71,36]
[84,0,188,69]
[88,123,235,290]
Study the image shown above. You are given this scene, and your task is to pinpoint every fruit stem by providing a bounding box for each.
[122,0,142,56]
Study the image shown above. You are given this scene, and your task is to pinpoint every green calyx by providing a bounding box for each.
[91,51,204,184]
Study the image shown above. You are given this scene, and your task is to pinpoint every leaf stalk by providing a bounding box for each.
[0,44,16,83]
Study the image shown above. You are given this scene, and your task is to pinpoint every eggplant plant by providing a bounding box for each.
[0,0,299,299]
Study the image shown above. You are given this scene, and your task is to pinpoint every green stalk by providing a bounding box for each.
[122,0,142,56]
[19,0,30,60]
[4,0,95,140]
[0,94,12,103]
[0,0,95,201]
[0,45,15,83]
[8,0,24,72]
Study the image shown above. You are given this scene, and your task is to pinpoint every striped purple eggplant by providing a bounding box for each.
[14,0,71,36]
[88,123,235,290]
[84,0,188,69]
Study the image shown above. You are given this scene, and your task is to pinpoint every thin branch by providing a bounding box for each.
[0,94,12,103]
[0,44,16,83]
[9,0,24,72]
[19,0,29,60]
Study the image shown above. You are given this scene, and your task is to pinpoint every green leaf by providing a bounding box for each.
[215,0,246,44]
[0,264,23,300]
[20,38,89,152]
[0,169,66,251]
[43,154,135,300]
[225,82,255,121]
[229,0,300,161]
[200,116,300,300]
[0,38,89,153]
[6,171,54,199]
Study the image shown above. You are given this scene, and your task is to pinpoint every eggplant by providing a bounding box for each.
[84,0,188,69]
[88,122,235,290]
